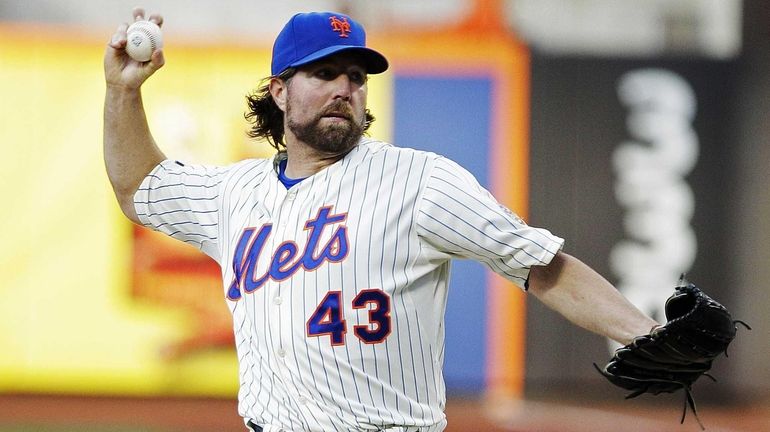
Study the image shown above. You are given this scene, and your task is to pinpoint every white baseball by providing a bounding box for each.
[125,20,163,62]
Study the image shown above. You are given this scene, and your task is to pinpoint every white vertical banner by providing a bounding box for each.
[610,69,699,330]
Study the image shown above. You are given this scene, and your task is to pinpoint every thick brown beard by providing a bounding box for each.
[286,101,365,155]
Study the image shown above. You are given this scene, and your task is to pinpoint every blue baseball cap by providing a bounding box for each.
[271,12,389,76]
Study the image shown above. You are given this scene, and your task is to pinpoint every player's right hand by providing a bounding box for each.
[104,7,165,90]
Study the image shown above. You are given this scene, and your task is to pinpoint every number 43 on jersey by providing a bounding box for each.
[306,289,391,345]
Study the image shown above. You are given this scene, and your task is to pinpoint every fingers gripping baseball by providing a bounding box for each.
[104,7,165,90]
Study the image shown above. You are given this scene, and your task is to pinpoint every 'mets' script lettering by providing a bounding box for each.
[227,206,349,300]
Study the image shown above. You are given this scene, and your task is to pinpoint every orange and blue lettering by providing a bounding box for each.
[227,206,349,301]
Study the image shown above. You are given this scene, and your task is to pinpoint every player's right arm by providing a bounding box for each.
[103,7,166,224]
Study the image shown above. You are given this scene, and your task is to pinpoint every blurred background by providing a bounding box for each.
[0,0,768,431]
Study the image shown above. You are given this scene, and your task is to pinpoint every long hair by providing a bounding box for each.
[245,68,377,151]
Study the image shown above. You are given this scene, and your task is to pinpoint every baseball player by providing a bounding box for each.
[104,8,658,432]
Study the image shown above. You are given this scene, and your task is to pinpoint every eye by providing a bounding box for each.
[348,70,367,85]
[314,68,336,80]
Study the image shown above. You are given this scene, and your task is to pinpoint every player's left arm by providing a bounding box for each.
[527,251,659,345]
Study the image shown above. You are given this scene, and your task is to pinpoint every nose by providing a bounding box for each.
[331,74,352,101]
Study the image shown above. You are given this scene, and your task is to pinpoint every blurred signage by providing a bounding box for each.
[610,69,699,323]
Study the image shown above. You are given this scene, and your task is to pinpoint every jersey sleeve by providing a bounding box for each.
[416,156,565,289]
[133,159,230,261]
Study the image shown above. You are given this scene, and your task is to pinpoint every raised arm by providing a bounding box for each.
[103,7,166,224]
[527,251,659,345]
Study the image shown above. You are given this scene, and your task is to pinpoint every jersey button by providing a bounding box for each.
[273,296,283,305]
[276,348,286,358]
[298,396,307,405]
[286,191,296,201]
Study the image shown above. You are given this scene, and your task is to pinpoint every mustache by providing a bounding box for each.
[319,101,355,120]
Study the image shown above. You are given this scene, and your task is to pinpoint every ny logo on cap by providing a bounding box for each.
[329,16,351,38]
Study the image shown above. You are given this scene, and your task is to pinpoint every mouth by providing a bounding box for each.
[321,112,351,121]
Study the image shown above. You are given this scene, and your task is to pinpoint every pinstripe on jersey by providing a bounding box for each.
[134,138,564,432]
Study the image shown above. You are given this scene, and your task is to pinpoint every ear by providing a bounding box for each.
[269,77,288,112]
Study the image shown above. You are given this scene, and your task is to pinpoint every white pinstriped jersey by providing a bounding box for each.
[134,138,564,432]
